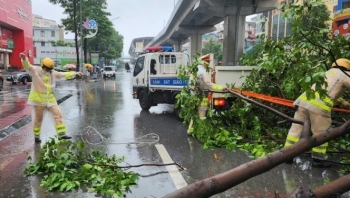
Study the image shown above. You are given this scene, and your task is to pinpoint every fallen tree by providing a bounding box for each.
[165,89,350,197]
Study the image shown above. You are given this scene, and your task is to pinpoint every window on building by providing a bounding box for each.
[329,0,334,3]
[51,31,55,37]
[272,14,278,41]
[279,15,286,39]
[289,0,294,3]
[286,18,292,36]
[280,1,286,6]
[333,5,337,13]
[41,42,45,46]
[40,31,45,37]
[33,31,34,36]
[343,1,350,9]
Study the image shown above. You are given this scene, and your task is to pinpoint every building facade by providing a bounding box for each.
[332,0,350,38]
[33,15,64,49]
[0,0,33,69]
[32,14,70,66]
[266,0,338,41]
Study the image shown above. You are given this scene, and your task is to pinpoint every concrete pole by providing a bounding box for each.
[189,35,202,60]
[222,14,245,66]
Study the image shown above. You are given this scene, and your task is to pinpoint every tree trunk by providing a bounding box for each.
[165,120,350,197]
[73,0,80,72]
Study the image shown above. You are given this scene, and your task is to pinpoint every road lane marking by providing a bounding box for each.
[155,144,187,189]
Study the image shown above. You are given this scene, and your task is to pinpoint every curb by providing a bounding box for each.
[0,94,73,141]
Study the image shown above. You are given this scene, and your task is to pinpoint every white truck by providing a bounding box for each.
[132,46,257,117]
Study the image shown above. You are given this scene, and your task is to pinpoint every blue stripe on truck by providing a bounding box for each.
[150,77,188,86]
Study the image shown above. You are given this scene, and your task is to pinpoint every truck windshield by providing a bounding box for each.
[104,67,113,71]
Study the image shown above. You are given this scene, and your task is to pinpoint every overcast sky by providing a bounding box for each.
[32,0,255,57]
[32,0,178,57]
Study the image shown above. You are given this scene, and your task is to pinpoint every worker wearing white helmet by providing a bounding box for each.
[284,58,350,167]
[187,54,227,134]
[20,53,82,143]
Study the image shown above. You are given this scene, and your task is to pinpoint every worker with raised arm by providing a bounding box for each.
[284,58,350,167]
[187,54,227,134]
[20,52,82,143]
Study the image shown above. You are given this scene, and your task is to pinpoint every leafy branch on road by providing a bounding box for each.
[24,138,184,197]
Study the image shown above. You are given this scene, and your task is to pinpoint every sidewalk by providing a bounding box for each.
[0,93,73,141]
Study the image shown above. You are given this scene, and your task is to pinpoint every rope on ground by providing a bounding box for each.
[81,126,160,148]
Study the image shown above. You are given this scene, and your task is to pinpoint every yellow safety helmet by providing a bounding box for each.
[40,57,54,69]
[331,58,350,70]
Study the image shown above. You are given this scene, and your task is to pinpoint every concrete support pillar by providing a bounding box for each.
[222,14,246,66]
[4,53,9,69]
[190,34,202,60]
[174,39,183,52]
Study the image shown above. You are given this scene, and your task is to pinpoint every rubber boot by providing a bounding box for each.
[58,133,72,140]
[34,136,41,143]
[312,158,331,168]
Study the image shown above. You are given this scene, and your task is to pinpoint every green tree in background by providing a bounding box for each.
[53,40,73,47]
[48,0,123,64]
[202,38,223,64]
[241,0,335,100]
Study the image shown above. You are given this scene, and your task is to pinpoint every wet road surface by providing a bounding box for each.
[0,71,350,197]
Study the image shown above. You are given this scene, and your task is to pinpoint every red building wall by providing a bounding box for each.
[0,0,33,67]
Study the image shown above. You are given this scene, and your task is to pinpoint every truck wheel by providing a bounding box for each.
[139,90,151,110]
[22,77,28,85]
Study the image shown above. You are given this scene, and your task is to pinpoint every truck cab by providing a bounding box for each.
[133,46,189,111]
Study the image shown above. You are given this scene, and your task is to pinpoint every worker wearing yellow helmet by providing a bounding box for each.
[187,54,227,134]
[20,53,82,143]
[284,58,350,167]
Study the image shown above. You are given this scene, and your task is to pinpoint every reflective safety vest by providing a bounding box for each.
[21,59,76,106]
[298,92,333,113]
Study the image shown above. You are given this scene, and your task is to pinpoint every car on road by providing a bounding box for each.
[6,69,32,85]
[0,69,3,91]
[102,66,116,79]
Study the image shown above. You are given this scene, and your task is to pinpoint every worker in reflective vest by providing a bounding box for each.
[20,53,82,143]
[187,54,226,134]
[284,58,350,167]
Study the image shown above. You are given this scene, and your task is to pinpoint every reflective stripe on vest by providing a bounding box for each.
[299,92,333,112]
[28,91,56,103]
[44,74,51,93]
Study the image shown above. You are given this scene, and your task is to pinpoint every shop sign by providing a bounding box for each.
[90,53,99,64]
[7,39,14,49]
[0,48,13,53]
[16,8,30,21]
[0,27,13,48]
